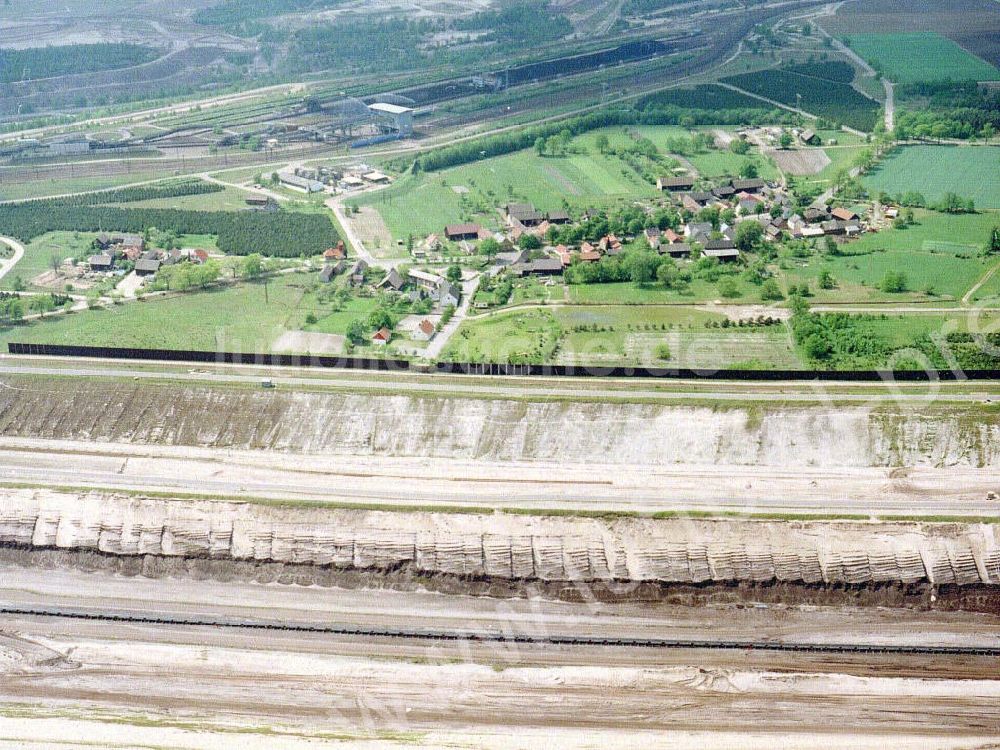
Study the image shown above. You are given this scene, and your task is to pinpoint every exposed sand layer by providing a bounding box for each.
[0,378,997,468]
[3,489,999,593]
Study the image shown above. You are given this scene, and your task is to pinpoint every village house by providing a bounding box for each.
[134,258,160,277]
[831,207,859,222]
[437,280,462,307]
[547,209,571,224]
[662,242,692,259]
[88,253,113,272]
[496,248,530,267]
[657,176,696,192]
[803,207,829,223]
[372,327,392,346]
[681,194,703,213]
[554,244,573,266]
[377,268,406,292]
[319,261,345,283]
[409,269,442,293]
[684,222,713,244]
[703,243,740,262]
[511,258,563,276]
[599,234,623,256]
[349,259,369,286]
[444,223,482,242]
[506,203,544,227]
[415,319,436,341]
[644,227,662,251]
[799,129,821,146]
[732,178,766,194]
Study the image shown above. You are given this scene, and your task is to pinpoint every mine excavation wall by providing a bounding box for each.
[3,491,999,596]
[0,379,997,468]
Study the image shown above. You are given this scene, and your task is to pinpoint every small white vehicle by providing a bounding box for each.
[261,378,275,389]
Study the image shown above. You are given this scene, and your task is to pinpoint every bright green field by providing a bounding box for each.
[0,274,333,351]
[0,232,95,291]
[355,146,657,240]
[781,210,999,302]
[862,146,1000,209]
[444,304,801,367]
[843,32,1000,83]
[356,124,779,241]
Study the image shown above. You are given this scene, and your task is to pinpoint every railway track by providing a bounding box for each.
[4,605,999,656]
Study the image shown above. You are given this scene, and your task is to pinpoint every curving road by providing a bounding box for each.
[0,236,25,283]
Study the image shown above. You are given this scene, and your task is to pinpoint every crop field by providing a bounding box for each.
[862,146,1000,209]
[721,69,881,132]
[843,32,1000,83]
[638,85,782,112]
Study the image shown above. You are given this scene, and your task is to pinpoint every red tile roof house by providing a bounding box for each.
[578,242,601,263]
[191,249,210,264]
[831,207,859,222]
[415,319,436,341]
[372,327,392,346]
[555,245,573,266]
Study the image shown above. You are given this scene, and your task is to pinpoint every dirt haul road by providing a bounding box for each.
[0,437,998,516]
[0,564,998,749]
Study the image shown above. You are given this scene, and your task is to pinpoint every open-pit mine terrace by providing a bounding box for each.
[0,356,998,747]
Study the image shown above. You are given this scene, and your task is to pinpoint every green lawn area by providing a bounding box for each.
[114,185,252,212]
[302,294,380,336]
[802,144,869,186]
[444,304,800,368]
[441,308,562,363]
[685,148,779,181]
[843,32,1000,84]
[781,210,998,302]
[355,123,784,242]
[1,231,97,291]
[567,278,766,305]
[862,146,1000,209]
[554,305,799,368]
[0,273,332,351]
[355,145,658,240]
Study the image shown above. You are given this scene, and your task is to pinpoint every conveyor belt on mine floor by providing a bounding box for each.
[3,605,999,656]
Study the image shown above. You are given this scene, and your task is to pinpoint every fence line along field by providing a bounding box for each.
[861,146,1000,209]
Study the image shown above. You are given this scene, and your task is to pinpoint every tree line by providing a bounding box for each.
[414,100,791,173]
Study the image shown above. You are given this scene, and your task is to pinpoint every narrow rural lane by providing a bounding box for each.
[423,274,481,359]
[0,236,25,282]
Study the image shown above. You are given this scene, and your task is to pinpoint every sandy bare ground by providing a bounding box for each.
[1,437,998,515]
[347,206,397,259]
[272,330,345,355]
[770,147,831,175]
[0,565,998,748]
